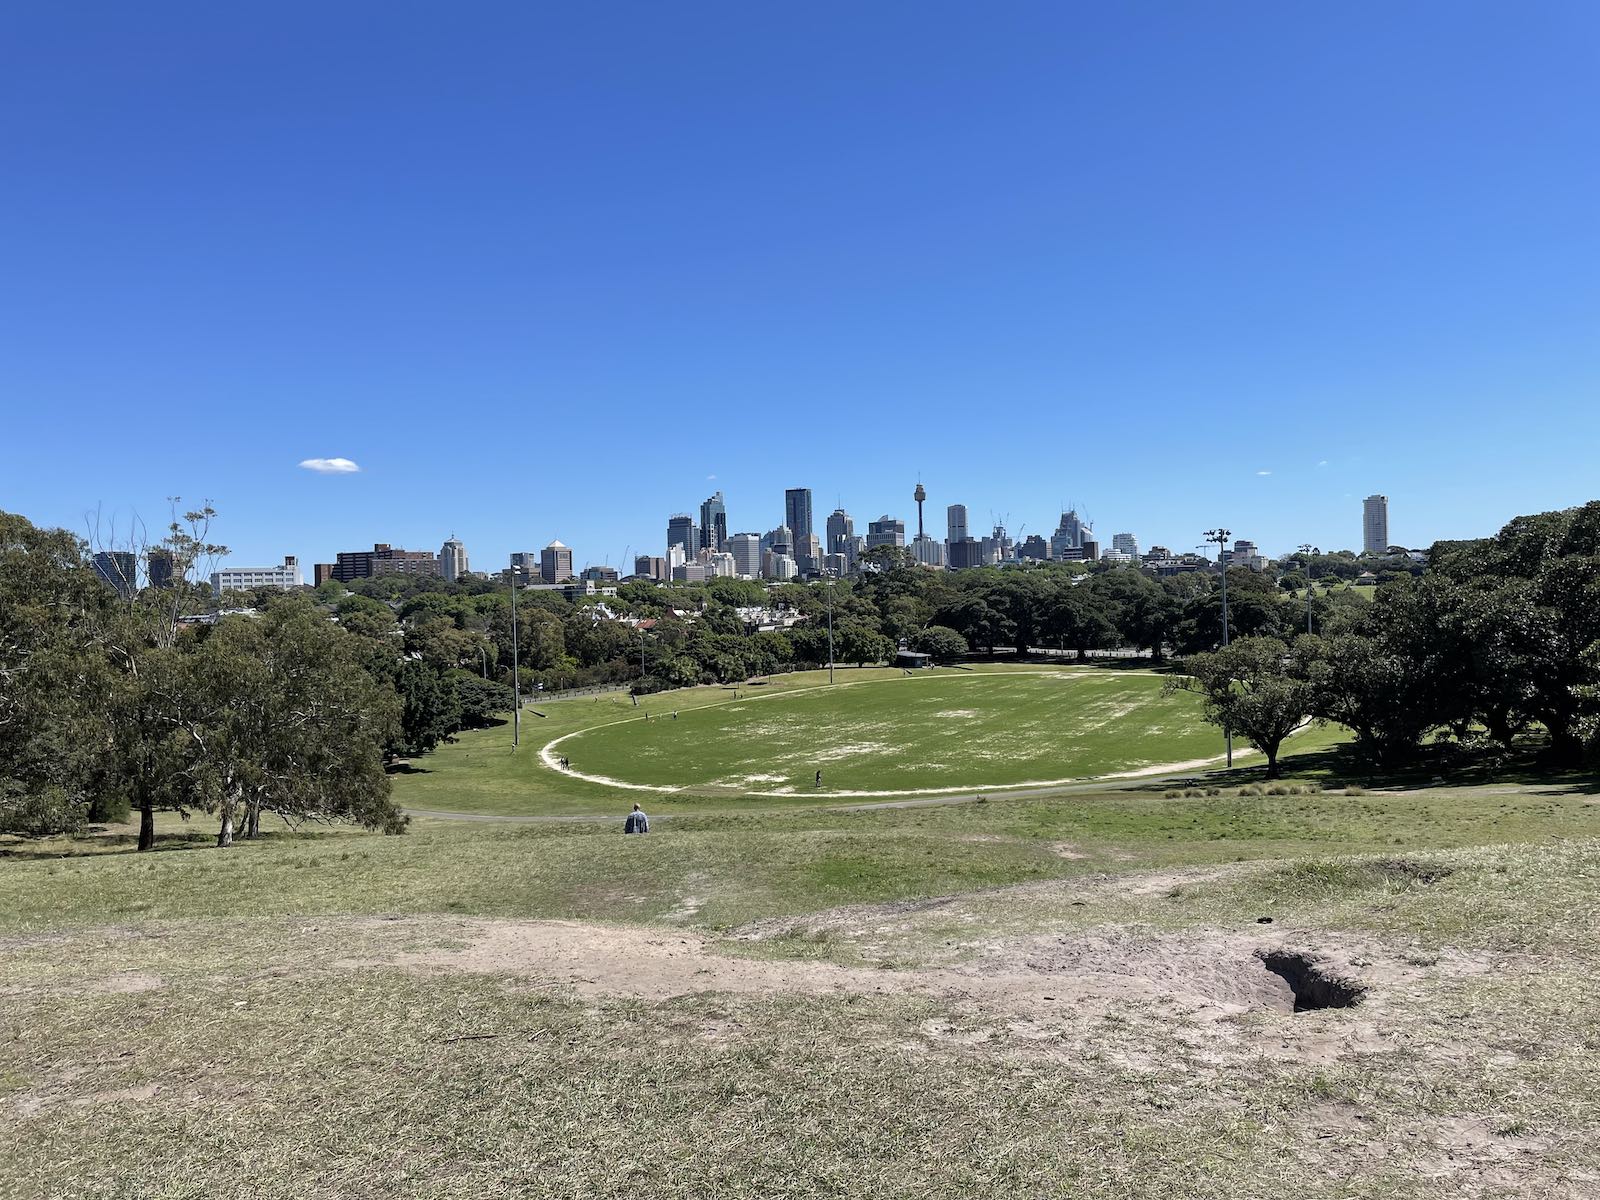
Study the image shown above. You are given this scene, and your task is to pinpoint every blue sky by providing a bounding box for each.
[4,2,1598,570]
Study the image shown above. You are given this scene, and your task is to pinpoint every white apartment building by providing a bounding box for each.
[212,556,302,593]
[439,537,468,582]
[1111,532,1139,557]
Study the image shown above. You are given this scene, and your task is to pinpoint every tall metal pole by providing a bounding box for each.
[1299,543,1315,635]
[1204,528,1233,767]
[510,569,521,749]
[825,578,836,685]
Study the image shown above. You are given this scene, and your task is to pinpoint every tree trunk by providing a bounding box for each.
[244,795,261,840]
[1263,744,1281,779]
[137,797,155,852]
[217,782,238,848]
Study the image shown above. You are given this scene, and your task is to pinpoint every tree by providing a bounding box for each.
[1169,637,1314,777]
[913,625,968,663]
[159,600,406,846]
[391,659,462,758]
[832,619,894,666]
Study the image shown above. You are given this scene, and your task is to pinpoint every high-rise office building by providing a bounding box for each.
[1080,539,1100,563]
[946,504,969,544]
[313,563,335,587]
[92,551,137,599]
[509,551,538,584]
[726,533,761,578]
[826,508,854,553]
[146,548,176,589]
[1017,535,1048,561]
[1111,532,1139,558]
[1049,511,1088,560]
[865,516,905,549]
[948,538,983,570]
[794,533,821,574]
[634,554,667,581]
[540,540,573,583]
[769,524,793,557]
[911,534,945,568]
[1363,495,1389,555]
[667,514,698,557]
[698,492,727,552]
[212,556,303,594]
[439,537,468,582]
[784,488,814,548]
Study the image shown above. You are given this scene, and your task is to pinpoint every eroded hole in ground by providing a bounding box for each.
[1257,950,1366,1012]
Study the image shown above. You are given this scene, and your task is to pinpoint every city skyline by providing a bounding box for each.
[6,7,1598,576]
[19,478,1493,586]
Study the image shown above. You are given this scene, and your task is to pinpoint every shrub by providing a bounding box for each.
[0,781,87,838]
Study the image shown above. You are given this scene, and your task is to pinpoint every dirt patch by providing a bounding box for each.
[96,972,163,995]
[338,917,1330,1020]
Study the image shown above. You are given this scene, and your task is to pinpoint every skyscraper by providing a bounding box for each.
[540,540,573,583]
[146,548,176,589]
[439,537,468,582]
[784,488,813,547]
[509,551,538,584]
[826,508,854,553]
[92,551,137,598]
[726,533,761,578]
[769,524,793,557]
[946,504,969,544]
[1363,495,1389,555]
[699,491,727,552]
[866,516,905,549]
[667,514,698,556]
[1049,510,1088,560]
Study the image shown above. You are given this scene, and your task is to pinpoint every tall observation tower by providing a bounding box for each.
[914,481,927,539]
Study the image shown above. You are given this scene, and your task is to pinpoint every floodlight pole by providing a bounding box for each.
[1204,528,1233,767]
[510,569,521,749]
[1298,543,1315,635]
[825,578,836,685]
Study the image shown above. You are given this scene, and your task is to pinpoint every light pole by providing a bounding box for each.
[478,641,489,680]
[1204,527,1233,767]
[1298,543,1315,635]
[509,569,521,749]
[825,577,836,685]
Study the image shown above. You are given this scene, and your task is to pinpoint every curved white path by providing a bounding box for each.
[536,671,1303,799]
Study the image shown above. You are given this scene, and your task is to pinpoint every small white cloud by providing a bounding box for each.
[299,457,360,474]
[1256,469,1272,476]
[1316,459,1329,468]
[706,473,717,480]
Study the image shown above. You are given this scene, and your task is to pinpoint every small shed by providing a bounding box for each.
[895,649,934,669]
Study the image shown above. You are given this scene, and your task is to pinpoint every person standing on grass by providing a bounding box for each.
[624,804,649,834]
[815,770,823,788]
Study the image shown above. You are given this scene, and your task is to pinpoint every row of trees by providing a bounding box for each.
[1,510,423,846]
[1175,503,1600,774]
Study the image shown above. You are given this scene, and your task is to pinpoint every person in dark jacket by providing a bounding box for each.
[623,804,649,834]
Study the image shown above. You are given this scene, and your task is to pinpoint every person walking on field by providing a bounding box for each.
[815,770,823,788]
[624,804,649,834]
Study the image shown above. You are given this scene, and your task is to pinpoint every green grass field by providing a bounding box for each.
[8,666,1600,1197]
[392,665,1348,816]
[557,669,1231,795]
